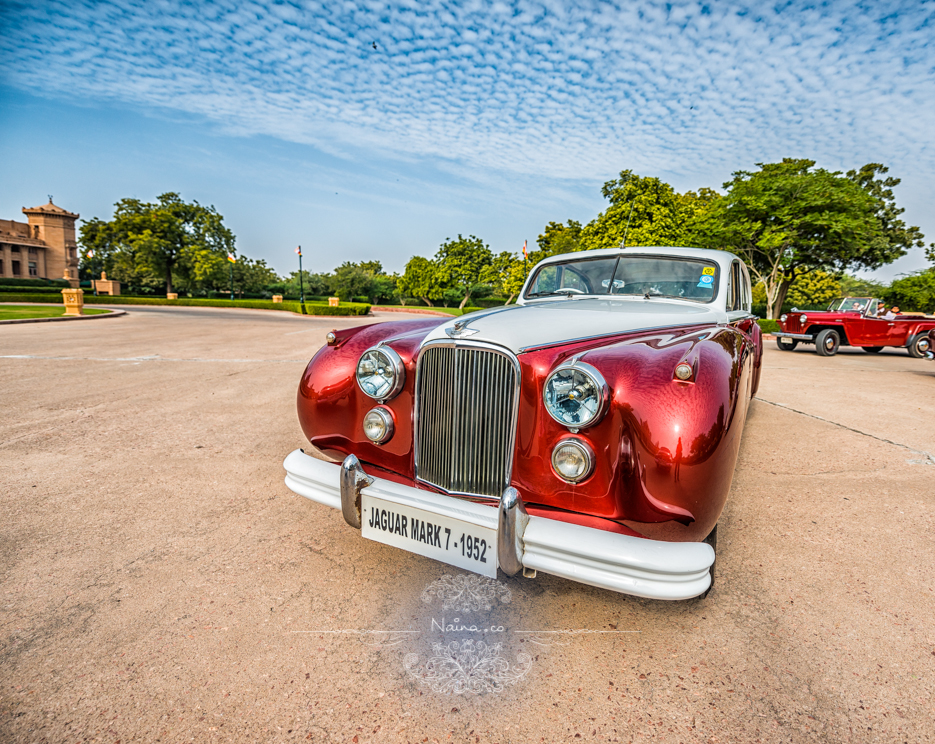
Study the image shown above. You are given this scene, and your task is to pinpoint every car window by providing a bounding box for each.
[526,255,720,303]
[528,259,617,296]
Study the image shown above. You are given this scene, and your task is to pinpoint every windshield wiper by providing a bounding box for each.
[526,289,585,298]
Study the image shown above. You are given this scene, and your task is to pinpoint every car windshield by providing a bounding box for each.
[525,255,720,303]
[827,297,874,313]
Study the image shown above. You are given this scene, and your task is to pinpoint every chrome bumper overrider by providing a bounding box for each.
[283,448,714,600]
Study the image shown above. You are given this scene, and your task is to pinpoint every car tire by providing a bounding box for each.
[862,346,883,354]
[907,334,932,359]
[815,329,840,356]
[700,524,718,599]
[776,337,798,351]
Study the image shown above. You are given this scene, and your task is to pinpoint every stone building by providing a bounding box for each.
[0,199,80,286]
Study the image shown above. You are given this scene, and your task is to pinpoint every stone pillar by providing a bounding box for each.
[272,295,283,303]
[167,292,178,300]
[328,297,339,307]
[62,288,84,316]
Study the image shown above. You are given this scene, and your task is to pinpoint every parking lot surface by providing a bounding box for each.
[1,306,933,743]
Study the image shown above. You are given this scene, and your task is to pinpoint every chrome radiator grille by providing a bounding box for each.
[415,343,519,498]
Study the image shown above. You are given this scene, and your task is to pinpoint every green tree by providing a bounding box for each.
[82,193,236,295]
[786,270,841,309]
[398,256,442,306]
[703,159,891,318]
[332,261,374,302]
[579,170,717,252]
[285,270,333,298]
[838,273,888,298]
[537,220,583,255]
[846,164,925,258]
[220,257,280,297]
[434,235,493,310]
[481,251,526,304]
[885,269,935,313]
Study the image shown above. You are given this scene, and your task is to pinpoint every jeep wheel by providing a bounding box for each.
[862,346,883,354]
[908,333,932,359]
[776,337,798,351]
[815,329,840,357]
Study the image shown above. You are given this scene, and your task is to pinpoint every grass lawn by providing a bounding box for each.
[0,305,112,320]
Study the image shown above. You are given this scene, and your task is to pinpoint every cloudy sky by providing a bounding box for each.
[1,0,933,279]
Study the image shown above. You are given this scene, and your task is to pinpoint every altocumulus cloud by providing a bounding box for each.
[1,0,934,181]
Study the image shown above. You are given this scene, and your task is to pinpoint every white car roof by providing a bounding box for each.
[531,245,739,270]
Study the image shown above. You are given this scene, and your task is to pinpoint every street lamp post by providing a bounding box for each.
[296,245,307,315]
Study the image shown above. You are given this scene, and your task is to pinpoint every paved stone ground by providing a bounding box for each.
[1,306,933,743]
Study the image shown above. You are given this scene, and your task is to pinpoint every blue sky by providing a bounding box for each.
[1,0,933,280]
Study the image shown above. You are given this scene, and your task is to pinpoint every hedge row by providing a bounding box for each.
[0,285,64,294]
[0,277,71,288]
[756,319,780,334]
[0,294,371,316]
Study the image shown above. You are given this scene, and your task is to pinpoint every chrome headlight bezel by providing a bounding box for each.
[542,361,609,430]
[356,345,405,401]
[551,437,595,483]
[363,406,395,444]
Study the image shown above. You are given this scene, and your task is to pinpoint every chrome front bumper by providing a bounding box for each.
[775,331,814,341]
[283,448,714,600]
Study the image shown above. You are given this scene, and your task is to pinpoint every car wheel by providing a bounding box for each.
[908,334,932,359]
[862,346,883,354]
[815,329,840,356]
[776,337,798,351]
[700,524,718,599]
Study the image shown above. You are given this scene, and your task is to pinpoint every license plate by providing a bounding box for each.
[361,493,498,578]
[780,337,792,343]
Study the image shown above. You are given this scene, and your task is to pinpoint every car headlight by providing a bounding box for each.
[543,361,608,429]
[356,346,405,400]
[551,438,595,483]
[800,314,808,324]
[363,407,394,444]
[780,314,787,322]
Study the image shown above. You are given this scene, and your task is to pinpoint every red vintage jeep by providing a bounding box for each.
[775,297,935,357]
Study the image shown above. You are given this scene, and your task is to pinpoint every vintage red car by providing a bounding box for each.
[283,247,762,600]
[775,297,935,357]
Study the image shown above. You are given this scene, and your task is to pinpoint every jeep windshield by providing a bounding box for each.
[524,255,720,303]
[827,297,875,313]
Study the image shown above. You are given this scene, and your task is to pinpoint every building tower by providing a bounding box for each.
[22,199,80,287]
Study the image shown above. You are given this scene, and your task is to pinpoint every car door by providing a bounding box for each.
[849,301,890,345]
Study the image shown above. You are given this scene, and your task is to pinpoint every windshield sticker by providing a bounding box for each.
[701,267,716,275]
[697,274,714,288]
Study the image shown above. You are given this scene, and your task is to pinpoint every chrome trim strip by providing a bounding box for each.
[413,339,521,500]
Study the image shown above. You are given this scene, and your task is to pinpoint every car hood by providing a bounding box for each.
[422,298,725,353]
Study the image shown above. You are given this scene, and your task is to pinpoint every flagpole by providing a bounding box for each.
[229,258,234,301]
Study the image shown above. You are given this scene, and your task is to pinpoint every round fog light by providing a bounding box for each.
[551,438,594,483]
[363,407,394,444]
[674,362,693,381]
